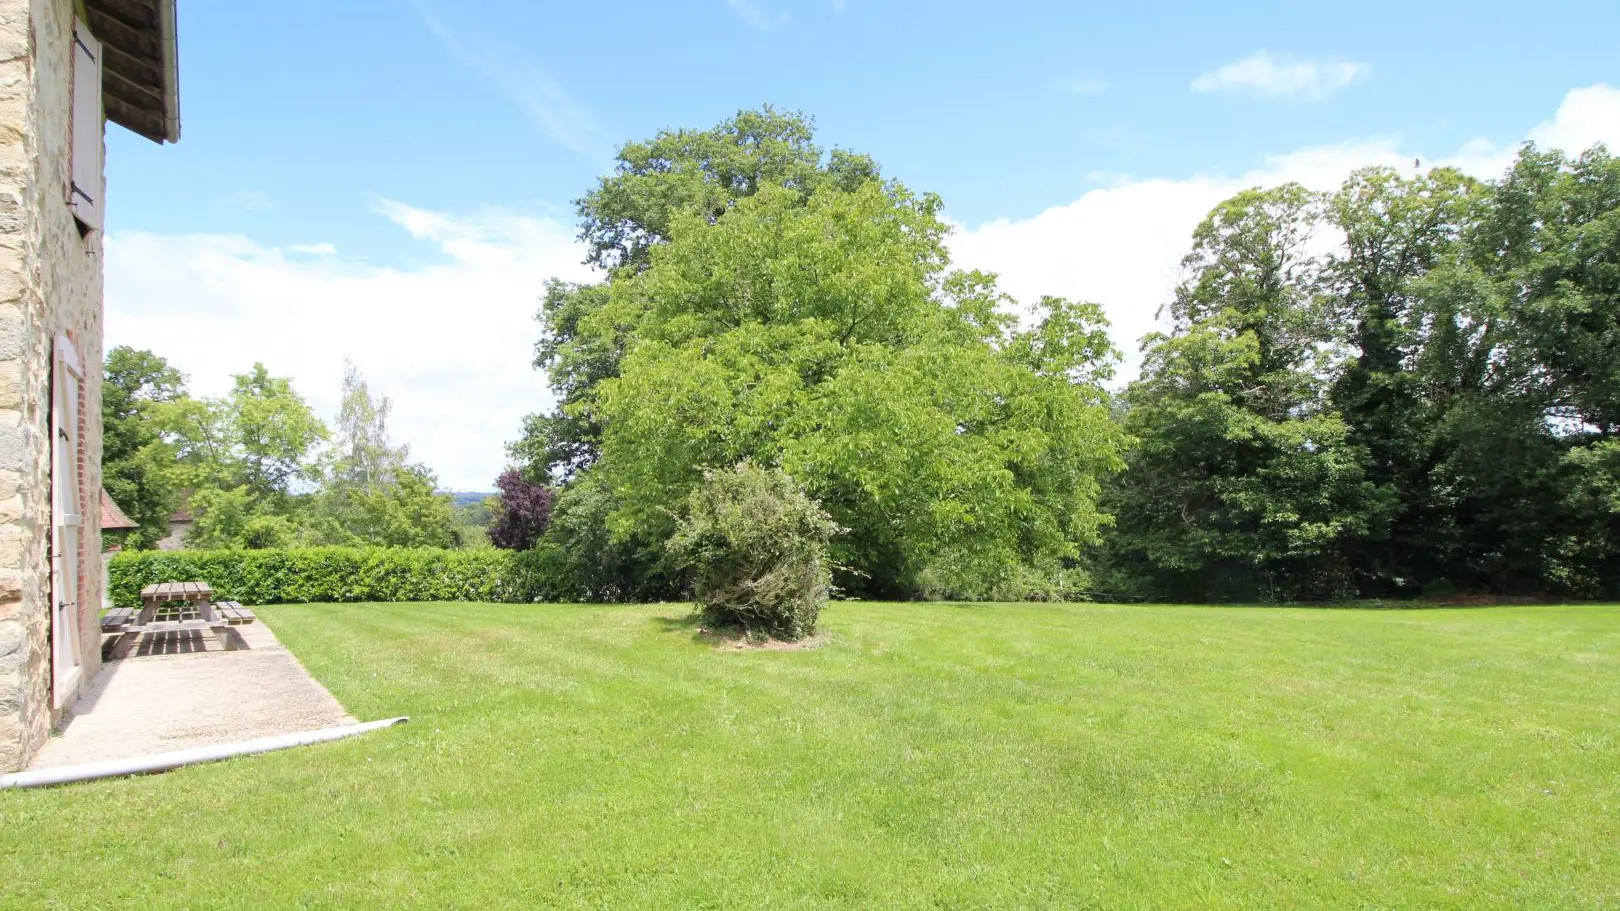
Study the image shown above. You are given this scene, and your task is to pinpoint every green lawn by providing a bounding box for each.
[3,602,1618,909]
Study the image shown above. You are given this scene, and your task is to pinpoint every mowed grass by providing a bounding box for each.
[3,602,1619,909]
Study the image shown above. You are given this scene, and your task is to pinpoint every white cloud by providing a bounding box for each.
[287,242,337,256]
[406,0,605,160]
[948,84,1620,381]
[105,206,594,491]
[218,189,275,212]
[1191,51,1369,101]
[1527,84,1620,156]
[1425,84,1620,180]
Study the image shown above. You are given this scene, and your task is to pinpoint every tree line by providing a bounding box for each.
[502,108,1620,604]
[102,355,468,551]
[106,107,1616,604]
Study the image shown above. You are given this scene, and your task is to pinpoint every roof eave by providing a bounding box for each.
[85,0,181,144]
[155,0,179,143]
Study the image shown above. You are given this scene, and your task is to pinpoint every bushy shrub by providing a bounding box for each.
[667,462,838,640]
[107,546,557,607]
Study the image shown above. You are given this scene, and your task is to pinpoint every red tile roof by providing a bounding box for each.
[100,489,141,530]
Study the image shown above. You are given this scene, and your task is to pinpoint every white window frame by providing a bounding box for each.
[70,20,104,232]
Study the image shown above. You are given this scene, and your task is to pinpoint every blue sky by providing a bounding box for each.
[103,0,1620,489]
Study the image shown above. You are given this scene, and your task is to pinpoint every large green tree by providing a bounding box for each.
[1107,185,1384,601]
[514,107,883,481]
[164,363,328,548]
[520,109,1127,599]
[226,364,330,501]
[101,347,188,548]
[1323,166,1481,593]
[1418,144,1620,595]
[1485,146,1620,432]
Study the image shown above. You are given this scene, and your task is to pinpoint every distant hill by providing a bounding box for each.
[448,491,495,508]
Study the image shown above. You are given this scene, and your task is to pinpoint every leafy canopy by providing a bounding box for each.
[1107,184,1381,601]
[1105,144,1620,601]
[517,107,883,481]
[101,347,188,548]
[521,108,1128,600]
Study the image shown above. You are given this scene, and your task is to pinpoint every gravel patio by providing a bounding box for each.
[30,619,353,770]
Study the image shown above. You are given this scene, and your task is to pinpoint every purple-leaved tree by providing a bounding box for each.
[489,470,556,550]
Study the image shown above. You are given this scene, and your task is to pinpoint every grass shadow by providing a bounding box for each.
[1209,595,1593,612]
[651,612,704,634]
[650,611,829,651]
[857,598,1606,613]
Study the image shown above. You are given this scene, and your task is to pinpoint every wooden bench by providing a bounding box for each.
[100,607,136,633]
[215,601,257,625]
[117,582,252,653]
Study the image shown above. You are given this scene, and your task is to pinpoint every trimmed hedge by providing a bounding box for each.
[107,546,566,608]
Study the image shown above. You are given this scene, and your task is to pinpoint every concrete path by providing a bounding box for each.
[31,619,354,770]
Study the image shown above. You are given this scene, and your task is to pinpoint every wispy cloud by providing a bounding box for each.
[1062,78,1109,96]
[406,0,605,160]
[217,189,275,211]
[724,0,781,29]
[1191,51,1369,101]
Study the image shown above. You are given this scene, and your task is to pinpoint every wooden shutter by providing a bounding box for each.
[70,22,104,231]
[52,335,85,707]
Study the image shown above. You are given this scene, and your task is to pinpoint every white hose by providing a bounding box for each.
[0,717,409,789]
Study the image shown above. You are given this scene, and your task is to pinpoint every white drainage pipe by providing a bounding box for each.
[0,717,409,790]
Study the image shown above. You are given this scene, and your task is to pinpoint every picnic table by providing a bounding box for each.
[100,581,257,654]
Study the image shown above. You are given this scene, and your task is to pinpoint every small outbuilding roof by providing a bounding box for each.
[100,489,141,530]
[83,0,180,144]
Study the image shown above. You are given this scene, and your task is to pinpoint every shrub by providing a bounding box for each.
[667,462,838,640]
[107,546,556,607]
[915,559,1089,603]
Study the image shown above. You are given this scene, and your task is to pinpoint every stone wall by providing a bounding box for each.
[0,0,107,772]
[154,517,189,550]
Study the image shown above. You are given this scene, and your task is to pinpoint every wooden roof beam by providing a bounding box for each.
[83,0,179,144]
[82,8,160,58]
[101,42,165,92]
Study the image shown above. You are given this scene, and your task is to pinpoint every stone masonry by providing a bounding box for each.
[0,0,108,772]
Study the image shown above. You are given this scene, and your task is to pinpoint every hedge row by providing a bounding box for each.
[107,547,566,608]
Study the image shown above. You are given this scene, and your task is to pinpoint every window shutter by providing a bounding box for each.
[51,334,85,707]
[70,22,104,231]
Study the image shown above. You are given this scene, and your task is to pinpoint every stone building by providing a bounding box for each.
[155,502,191,549]
[0,0,180,772]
